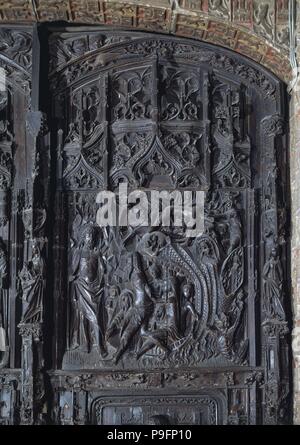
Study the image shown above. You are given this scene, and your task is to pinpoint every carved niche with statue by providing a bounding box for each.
[0,25,291,425]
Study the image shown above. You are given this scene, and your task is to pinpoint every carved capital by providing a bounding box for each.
[261,114,285,136]
[18,323,43,342]
[262,319,289,338]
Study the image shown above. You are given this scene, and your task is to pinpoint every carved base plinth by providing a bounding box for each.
[62,347,103,370]
[18,322,44,425]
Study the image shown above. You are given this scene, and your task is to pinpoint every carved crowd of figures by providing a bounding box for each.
[63,190,247,369]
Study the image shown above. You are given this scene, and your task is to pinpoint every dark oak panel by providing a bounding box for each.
[0,24,292,425]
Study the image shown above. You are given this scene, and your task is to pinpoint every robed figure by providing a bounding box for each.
[0,239,8,357]
[19,241,45,324]
[263,247,285,321]
[69,225,106,355]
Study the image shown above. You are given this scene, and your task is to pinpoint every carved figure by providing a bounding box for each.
[105,285,119,335]
[180,283,199,337]
[254,2,274,40]
[108,254,154,363]
[215,289,246,363]
[263,247,285,321]
[69,225,106,355]
[0,238,7,289]
[226,208,242,254]
[0,239,7,355]
[19,241,45,324]
[105,289,134,346]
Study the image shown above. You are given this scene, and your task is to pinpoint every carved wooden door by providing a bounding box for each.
[0,25,291,425]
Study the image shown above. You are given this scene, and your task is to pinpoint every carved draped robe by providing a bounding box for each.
[21,254,45,324]
[69,247,104,353]
[263,255,285,321]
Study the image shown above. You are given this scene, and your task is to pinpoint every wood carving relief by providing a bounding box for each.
[0,25,292,425]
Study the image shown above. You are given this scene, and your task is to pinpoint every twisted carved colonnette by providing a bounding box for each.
[0,24,291,425]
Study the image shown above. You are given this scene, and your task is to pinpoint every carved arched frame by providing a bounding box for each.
[0,20,294,424]
[47,27,291,425]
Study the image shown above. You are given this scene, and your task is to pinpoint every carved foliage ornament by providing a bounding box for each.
[0,29,32,71]
[49,35,278,101]
[261,114,285,137]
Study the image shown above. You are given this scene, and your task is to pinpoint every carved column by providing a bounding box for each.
[17,23,50,424]
[0,86,12,370]
[18,105,49,424]
[18,323,44,424]
[260,114,290,424]
[52,128,67,367]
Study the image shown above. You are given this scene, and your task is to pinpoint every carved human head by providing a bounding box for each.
[182,283,193,299]
[108,285,119,298]
[31,240,40,256]
[141,231,167,258]
[121,290,133,310]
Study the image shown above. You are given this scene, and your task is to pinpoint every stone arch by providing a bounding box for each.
[0,0,292,83]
